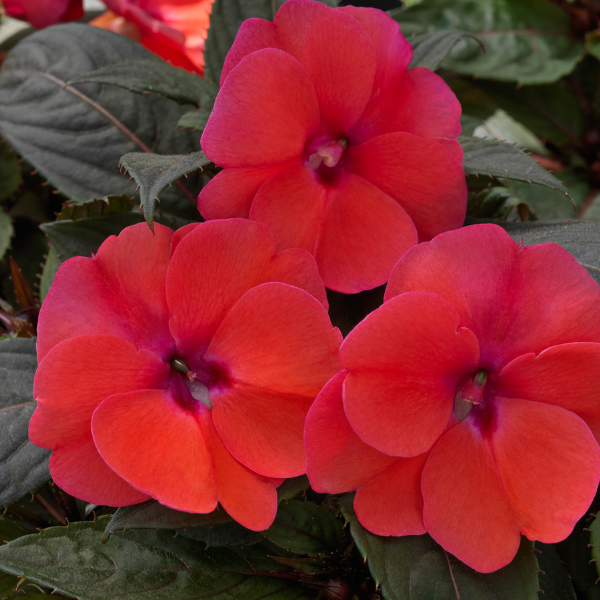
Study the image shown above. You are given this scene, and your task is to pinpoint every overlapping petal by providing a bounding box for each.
[342,292,479,457]
[5,0,83,28]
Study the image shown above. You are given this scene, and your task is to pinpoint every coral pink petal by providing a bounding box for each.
[497,344,600,439]
[170,223,200,258]
[386,224,600,370]
[50,433,150,506]
[198,161,298,220]
[354,454,428,537]
[350,68,461,144]
[208,283,341,478]
[492,397,600,544]
[250,166,326,255]
[436,138,463,162]
[167,220,329,356]
[206,419,279,531]
[314,172,418,294]
[20,0,83,28]
[37,223,174,362]
[345,132,467,242]
[202,48,320,168]
[92,389,218,514]
[422,422,521,573]
[275,0,375,134]
[342,293,479,457]
[305,372,397,494]
[221,18,283,84]
[31,335,169,449]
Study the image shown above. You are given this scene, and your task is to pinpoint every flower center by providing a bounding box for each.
[170,356,212,409]
[454,369,487,422]
[306,138,348,169]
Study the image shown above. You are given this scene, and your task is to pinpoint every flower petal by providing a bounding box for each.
[314,172,418,293]
[342,292,479,457]
[354,454,428,537]
[492,397,600,544]
[422,422,521,573]
[497,343,600,439]
[275,0,375,134]
[92,389,218,514]
[305,371,397,494]
[208,282,342,478]
[167,220,329,357]
[198,162,298,220]
[202,48,320,168]
[345,132,467,241]
[386,224,600,371]
[31,335,169,449]
[49,434,150,506]
[250,166,326,254]
[37,223,174,362]
[350,68,461,144]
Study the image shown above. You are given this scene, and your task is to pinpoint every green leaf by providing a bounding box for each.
[536,543,577,600]
[340,496,539,600]
[0,144,20,202]
[40,213,144,261]
[264,500,345,557]
[68,59,213,108]
[39,246,60,302]
[409,30,480,71]
[501,221,600,285]
[461,136,574,203]
[0,517,314,600]
[204,0,335,82]
[392,0,585,84]
[177,107,213,132]
[0,24,199,205]
[0,337,50,508]
[468,187,531,220]
[119,152,210,229]
[0,211,13,263]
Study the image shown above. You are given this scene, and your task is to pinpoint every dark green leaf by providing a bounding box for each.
[392,0,584,84]
[0,144,20,202]
[501,221,600,285]
[40,213,144,261]
[264,500,345,557]
[461,136,574,202]
[0,24,198,204]
[39,246,60,302]
[204,0,335,82]
[340,495,539,600]
[120,152,209,228]
[409,30,479,71]
[177,107,213,132]
[68,59,213,107]
[0,211,13,263]
[536,543,577,600]
[0,517,314,600]
[468,186,531,220]
[0,338,50,508]
[56,195,135,222]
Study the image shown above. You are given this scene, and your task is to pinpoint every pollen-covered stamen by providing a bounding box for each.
[170,357,197,382]
[454,369,487,422]
[307,138,348,169]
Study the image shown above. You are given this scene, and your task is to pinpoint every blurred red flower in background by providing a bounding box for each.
[31,219,341,530]
[3,0,83,29]
[305,224,600,572]
[199,0,466,294]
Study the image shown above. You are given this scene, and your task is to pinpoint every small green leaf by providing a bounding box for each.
[468,187,531,220]
[0,337,50,508]
[461,136,574,203]
[501,221,600,286]
[0,517,314,600]
[0,143,20,202]
[68,59,213,107]
[264,499,345,557]
[120,152,210,229]
[409,30,480,71]
[340,495,539,600]
[177,107,213,132]
[0,210,13,262]
[39,246,60,302]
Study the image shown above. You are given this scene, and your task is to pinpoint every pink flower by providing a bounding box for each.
[4,0,83,29]
[31,219,341,530]
[305,224,600,572]
[199,0,466,294]
[93,0,214,74]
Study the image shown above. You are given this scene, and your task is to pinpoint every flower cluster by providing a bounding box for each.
[29,0,600,577]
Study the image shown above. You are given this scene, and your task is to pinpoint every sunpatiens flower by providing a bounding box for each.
[91,0,214,74]
[3,0,83,29]
[199,0,466,294]
[305,224,600,572]
[31,219,341,531]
